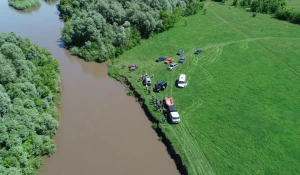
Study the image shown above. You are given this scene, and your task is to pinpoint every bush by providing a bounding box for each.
[275,7,300,24]
[152,123,158,130]
[8,0,41,10]
[127,90,133,96]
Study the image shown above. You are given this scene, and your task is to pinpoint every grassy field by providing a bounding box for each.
[287,0,300,10]
[110,1,300,174]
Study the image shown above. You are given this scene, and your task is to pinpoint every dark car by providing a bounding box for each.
[179,57,186,63]
[156,56,167,62]
[176,50,184,56]
[154,81,167,92]
[194,49,203,55]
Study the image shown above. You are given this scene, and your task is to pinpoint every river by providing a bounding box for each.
[0,1,179,174]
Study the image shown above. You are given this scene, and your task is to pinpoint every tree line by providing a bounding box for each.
[58,0,205,62]
[0,32,60,175]
[230,0,300,25]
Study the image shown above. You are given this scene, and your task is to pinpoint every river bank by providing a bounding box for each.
[115,75,189,175]
[0,1,179,174]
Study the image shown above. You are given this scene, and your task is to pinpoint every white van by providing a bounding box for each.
[177,74,187,88]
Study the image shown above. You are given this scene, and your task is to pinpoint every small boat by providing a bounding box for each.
[164,97,174,106]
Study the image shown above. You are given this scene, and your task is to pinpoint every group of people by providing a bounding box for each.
[140,73,166,122]
[152,95,164,113]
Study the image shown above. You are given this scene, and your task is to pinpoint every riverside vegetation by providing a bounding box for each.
[8,0,41,10]
[0,32,60,175]
[8,0,58,10]
[58,0,205,62]
[109,1,300,174]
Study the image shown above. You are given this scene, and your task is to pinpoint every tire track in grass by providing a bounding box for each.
[169,125,199,174]
[186,123,244,174]
[169,124,199,174]
[207,2,300,78]
[180,121,215,174]
[169,68,175,96]
[170,123,215,175]
[180,97,203,117]
[187,46,222,84]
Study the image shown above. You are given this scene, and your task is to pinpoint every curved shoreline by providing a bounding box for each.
[116,75,188,175]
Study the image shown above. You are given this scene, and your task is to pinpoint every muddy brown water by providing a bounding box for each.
[0,1,179,174]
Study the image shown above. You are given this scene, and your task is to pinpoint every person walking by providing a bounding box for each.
[152,95,154,104]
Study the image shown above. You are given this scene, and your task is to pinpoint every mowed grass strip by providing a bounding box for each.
[111,1,300,174]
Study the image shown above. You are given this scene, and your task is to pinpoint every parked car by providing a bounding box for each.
[156,56,166,62]
[129,64,138,72]
[177,50,184,55]
[168,105,180,123]
[154,81,167,92]
[143,76,151,86]
[178,57,186,63]
[194,49,203,55]
[164,58,174,64]
[168,63,178,70]
[177,74,188,88]
[164,97,180,124]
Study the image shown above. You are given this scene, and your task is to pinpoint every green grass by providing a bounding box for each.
[8,0,40,10]
[110,1,300,175]
[287,0,300,10]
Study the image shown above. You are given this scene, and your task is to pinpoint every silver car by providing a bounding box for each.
[168,63,178,70]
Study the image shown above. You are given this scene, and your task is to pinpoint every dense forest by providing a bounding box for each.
[0,32,60,175]
[58,0,205,62]
[227,0,300,24]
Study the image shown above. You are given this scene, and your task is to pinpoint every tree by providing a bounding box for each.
[0,54,17,84]
[26,46,41,60]
[0,91,11,116]
[0,43,25,61]
[37,113,58,137]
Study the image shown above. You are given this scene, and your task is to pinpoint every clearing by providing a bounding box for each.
[110,1,300,175]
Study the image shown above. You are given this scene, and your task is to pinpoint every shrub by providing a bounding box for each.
[8,0,41,10]
[152,123,158,130]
